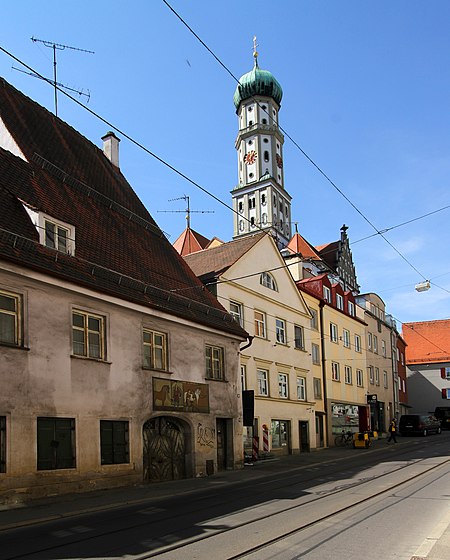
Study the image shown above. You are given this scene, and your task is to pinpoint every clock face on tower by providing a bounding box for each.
[244,150,257,165]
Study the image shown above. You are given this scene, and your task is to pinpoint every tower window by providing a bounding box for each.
[249,173,254,178]
[250,217,255,227]
[239,220,244,231]
[262,213,267,224]
[261,194,266,205]
[263,138,269,143]
[262,105,267,110]
[262,118,267,124]
[248,106,253,112]
[264,151,269,162]
[249,197,256,209]
[248,140,253,145]
[249,120,253,126]
[238,201,243,213]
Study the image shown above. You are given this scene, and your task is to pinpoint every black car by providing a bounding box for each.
[434,407,450,430]
[399,414,442,436]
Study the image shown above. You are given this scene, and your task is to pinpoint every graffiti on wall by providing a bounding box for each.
[197,423,215,447]
[153,378,210,413]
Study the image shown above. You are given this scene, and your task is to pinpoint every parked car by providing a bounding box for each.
[399,414,442,436]
[434,407,450,430]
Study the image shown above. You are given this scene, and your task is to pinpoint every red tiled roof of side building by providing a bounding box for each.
[285,232,323,260]
[0,78,247,340]
[173,228,211,256]
[402,319,450,364]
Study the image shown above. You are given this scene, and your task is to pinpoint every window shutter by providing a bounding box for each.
[442,388,448,399]
[441,368,447,379]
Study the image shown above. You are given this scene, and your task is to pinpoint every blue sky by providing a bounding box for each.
[1,1,450,327]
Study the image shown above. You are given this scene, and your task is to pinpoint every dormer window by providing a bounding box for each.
[323,286,331,303]
[336,293,344,310]
[22,204,75,256]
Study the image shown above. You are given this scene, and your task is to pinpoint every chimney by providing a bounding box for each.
[101,131,120,167]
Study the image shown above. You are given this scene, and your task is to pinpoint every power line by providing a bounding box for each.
[161,1,429,283]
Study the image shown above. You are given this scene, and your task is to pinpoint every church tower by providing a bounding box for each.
[232,39,292,248]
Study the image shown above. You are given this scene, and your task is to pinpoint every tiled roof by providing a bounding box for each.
[316,240,339,270]
[184,233,266,279]
[0,78,247,339]
[173,227,211,256]
[402,319,450,365]
[285,232,323,260]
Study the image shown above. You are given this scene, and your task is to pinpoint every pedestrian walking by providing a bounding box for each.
[387,419,397,443]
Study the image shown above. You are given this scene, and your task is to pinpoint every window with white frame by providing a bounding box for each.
[309,308,318,330]
[348,301,355,316]
[297,376,306,400]
[37,214,75,255]
[381,340,386,357]
[401,352,404,365]
[344,365,352,384]
[355,333,361,353]
[343,328,350,348]
[205,345,225,380]
[72,310,105,360]
[330,322,338,343]
[240,364,247,392]
[331,362,340,381]
[276,318,286,344]
[383,370,388,388]
[323,286,331,303]
[257,369,269,396]
[294,325,305,350]
[143,329,168,370]
[368,365,374,384]
[278,373,289,398]
[0,290,22,346]
[229,301,243,326]
[313,377,322,399]
[260,272,278,291]
[336,293,344,310]
[373,335,378,354]
[254,310,266,338]
[311,343,320,365]
[368,332,373,351]
[356,369,364,387]
[375,367,380,385]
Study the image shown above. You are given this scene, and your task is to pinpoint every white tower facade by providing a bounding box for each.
[232,47,292,248]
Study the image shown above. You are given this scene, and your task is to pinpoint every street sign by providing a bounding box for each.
[367,394,377,403]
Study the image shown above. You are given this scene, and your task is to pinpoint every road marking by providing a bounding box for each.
[412,508,450,559]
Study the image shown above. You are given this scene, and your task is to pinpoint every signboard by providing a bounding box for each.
[367,394,378,404]
[152,378,209,413]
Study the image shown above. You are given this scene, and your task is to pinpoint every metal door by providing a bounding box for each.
[143,417,186,482]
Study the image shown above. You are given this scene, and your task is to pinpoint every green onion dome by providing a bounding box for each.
[233,60,283,110]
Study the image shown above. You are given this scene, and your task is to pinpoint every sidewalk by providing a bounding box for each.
[0,438,448,559]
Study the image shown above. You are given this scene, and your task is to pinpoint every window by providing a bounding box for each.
[271,419,289,448]
[45,219,69,252]
[309,308,318,330]
[355,334,361,353]
[37,417,75,470]
[330,323,338,343]
[296,376,306,400]
[143,329,168,370]
[345,365,352,384]
[343,329,350,348]
[254,310,266,338]
[205,345,224,380]
[294,325,305,350]
[311,343,320,365]
[100,420,129,465]
[323,286,331,303]
[367,332,373,351]
[72,310,105,360]
[276,319,286,344]
[260,272,277,291]
[331,362,340,381]
[0,416,5,473]
[381,340,386,358]
[336,293,344,310]
[348,301,355,316]
[0,290,22,346]
[313,377,322,399]
[278,373,289,398]
[240,364,247,392]
[373,335,378,354]
[229,301,243,326]
[356,369,364,387]
[383,370,388,388]
[375,367,380,386]
[368,366,374,384]
[401,352,404,366]
[257,369,269,396]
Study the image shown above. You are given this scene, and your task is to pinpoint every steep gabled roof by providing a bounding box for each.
[402,319,450,365]
[0,78,247,339]
[316,241,339,270]
[173,227,211,256]
[285,232,323,261]
[184,232,266,279]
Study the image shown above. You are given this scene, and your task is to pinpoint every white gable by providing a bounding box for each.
[0,115,27,161]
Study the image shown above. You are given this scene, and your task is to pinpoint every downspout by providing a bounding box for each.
[319,300,329,447]
[240,336,254,352]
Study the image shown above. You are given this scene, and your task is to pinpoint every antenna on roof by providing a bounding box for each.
[30,37,94,117]
[157,195,214,229]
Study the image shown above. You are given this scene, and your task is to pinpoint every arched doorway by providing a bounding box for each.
[143,417,187,482]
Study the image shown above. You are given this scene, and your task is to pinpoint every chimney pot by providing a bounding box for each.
[101,131,120,167]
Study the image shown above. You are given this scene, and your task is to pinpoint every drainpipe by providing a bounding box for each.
[319,300,329,447]
[240,336,254,352]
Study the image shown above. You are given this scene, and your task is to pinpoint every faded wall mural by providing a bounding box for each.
[152,378,210,413]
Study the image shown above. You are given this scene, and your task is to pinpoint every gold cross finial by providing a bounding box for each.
[253,36,259,64]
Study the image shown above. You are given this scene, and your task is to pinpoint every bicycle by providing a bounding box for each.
[334,430,353,447]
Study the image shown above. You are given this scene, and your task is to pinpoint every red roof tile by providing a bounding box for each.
[402,319,450,365]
